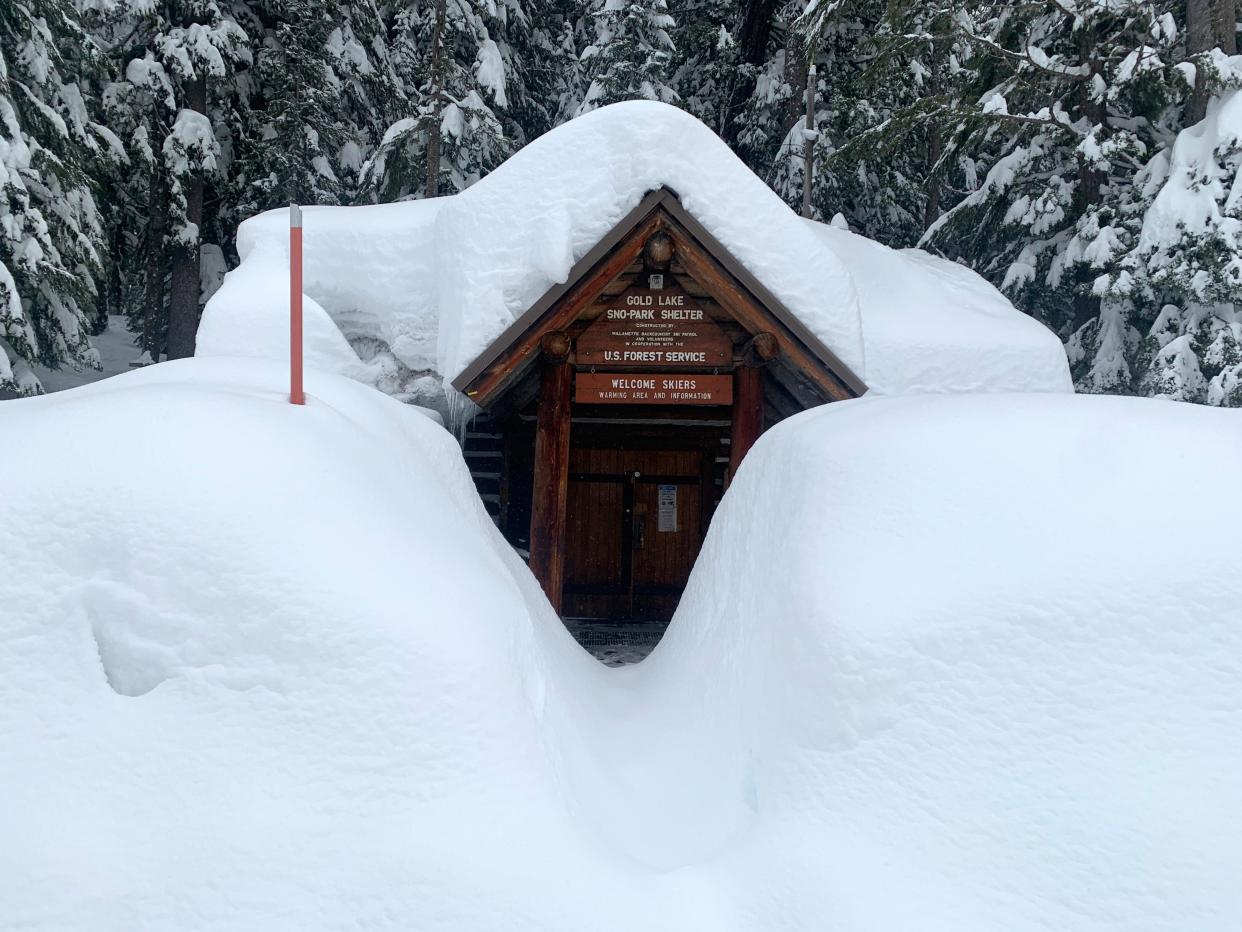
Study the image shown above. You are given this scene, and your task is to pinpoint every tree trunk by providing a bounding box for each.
[425,0,447,199]
[924,120,944,230]
[1214,0,1237,54]
[722,0,780,145]
[923,13,950,231]
[167,74,206,360]
[1075,25,1104,210]
[1187,0,1215,124]
[142,120,167,365]
[99,221,124,335]
[88,221,121,335]
[783,31,808,137]
[1072,22,1104,332]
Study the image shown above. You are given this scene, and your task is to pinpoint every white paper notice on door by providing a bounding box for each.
[657,484,678,532]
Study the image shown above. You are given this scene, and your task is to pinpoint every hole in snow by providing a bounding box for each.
[82,585,183,697]
[90,619,174,697]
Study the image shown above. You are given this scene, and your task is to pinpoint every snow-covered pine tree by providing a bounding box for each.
[538,2,591,125]
[726,1,804,188]
[90,0,246,360]
[921,1,1192,397]
[96,55,169,364]
[1123,50,1242,405]
[576,0,678,114]
[0,0,115,392]
[1122,0,1242,404]
[237,0,401,209]
[245,0,348,208]
[669,0,740,134]
[362,0,517,201]
[1186,0,1238,123]
[510,1,582,138]
[793,0,978,242]
[323,1,405,197]
[709,0,780,146]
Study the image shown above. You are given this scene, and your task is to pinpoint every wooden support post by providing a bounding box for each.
[729,364,763,484]
[529,333,572,613]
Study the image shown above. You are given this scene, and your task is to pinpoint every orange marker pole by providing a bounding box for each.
[289,203,305,405]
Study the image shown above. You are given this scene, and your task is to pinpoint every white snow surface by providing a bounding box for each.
[2,361,1238,930]
[26,316,135,394]
[198,102,1070,399]
[657,392,1242,929]
[810,223,1073,393]
[431,101,863,381]
[198,198,444,380]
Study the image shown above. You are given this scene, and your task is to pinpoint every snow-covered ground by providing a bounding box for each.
[22,316,138,394]
[2,358,1239,930]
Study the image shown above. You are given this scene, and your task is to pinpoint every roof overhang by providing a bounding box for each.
[452,187,867,408]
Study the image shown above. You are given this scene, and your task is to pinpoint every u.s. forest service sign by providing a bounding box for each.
[576,279,732,368]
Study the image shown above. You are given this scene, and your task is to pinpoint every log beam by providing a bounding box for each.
[729,365,764,484]
[529,334,573,612]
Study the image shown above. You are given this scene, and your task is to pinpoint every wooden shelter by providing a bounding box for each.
[453,187,865,622]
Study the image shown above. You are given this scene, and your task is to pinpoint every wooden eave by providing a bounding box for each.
[452,186,868,408]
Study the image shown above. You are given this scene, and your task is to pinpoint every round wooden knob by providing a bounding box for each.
[644,233,674,267]
[540,331,571,361]
[753,332,779,361]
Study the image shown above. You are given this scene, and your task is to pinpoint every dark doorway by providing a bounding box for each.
[556,415,725,628]
[563,446,706,623]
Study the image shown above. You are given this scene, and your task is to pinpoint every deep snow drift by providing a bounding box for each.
[0,359,640,929]
[197,102,1071,405]
[640,392,1242,929]
[3,362,1239,930]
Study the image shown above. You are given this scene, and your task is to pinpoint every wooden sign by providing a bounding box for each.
[577,278,732,367]
[575,372,733,406]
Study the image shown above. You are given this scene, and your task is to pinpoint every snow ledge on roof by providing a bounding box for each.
[432,100,865,383]
[198,102,1071,401]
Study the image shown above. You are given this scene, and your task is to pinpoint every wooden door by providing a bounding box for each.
[563,448,627,621]
[562,447,705,622]
[628,451,702,621]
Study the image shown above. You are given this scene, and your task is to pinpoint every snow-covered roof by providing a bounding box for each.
[198,101,1071,399]
[809,223,1075,394]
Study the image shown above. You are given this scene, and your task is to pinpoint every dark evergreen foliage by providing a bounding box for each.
[4,0,1240,401]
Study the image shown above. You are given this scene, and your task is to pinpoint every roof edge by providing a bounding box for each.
[658,192,867,397]
[452,185,867,400]
[450,189,673,394]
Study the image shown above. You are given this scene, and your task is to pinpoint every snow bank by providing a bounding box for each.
[197,199,446,406]
[200,102,1069,400]
[811,223,1073,394]
[634,392,1242,929]
[0,359,660,930]
[5,368,1238,929]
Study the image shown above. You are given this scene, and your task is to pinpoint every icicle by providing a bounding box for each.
[442,382,482,444]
